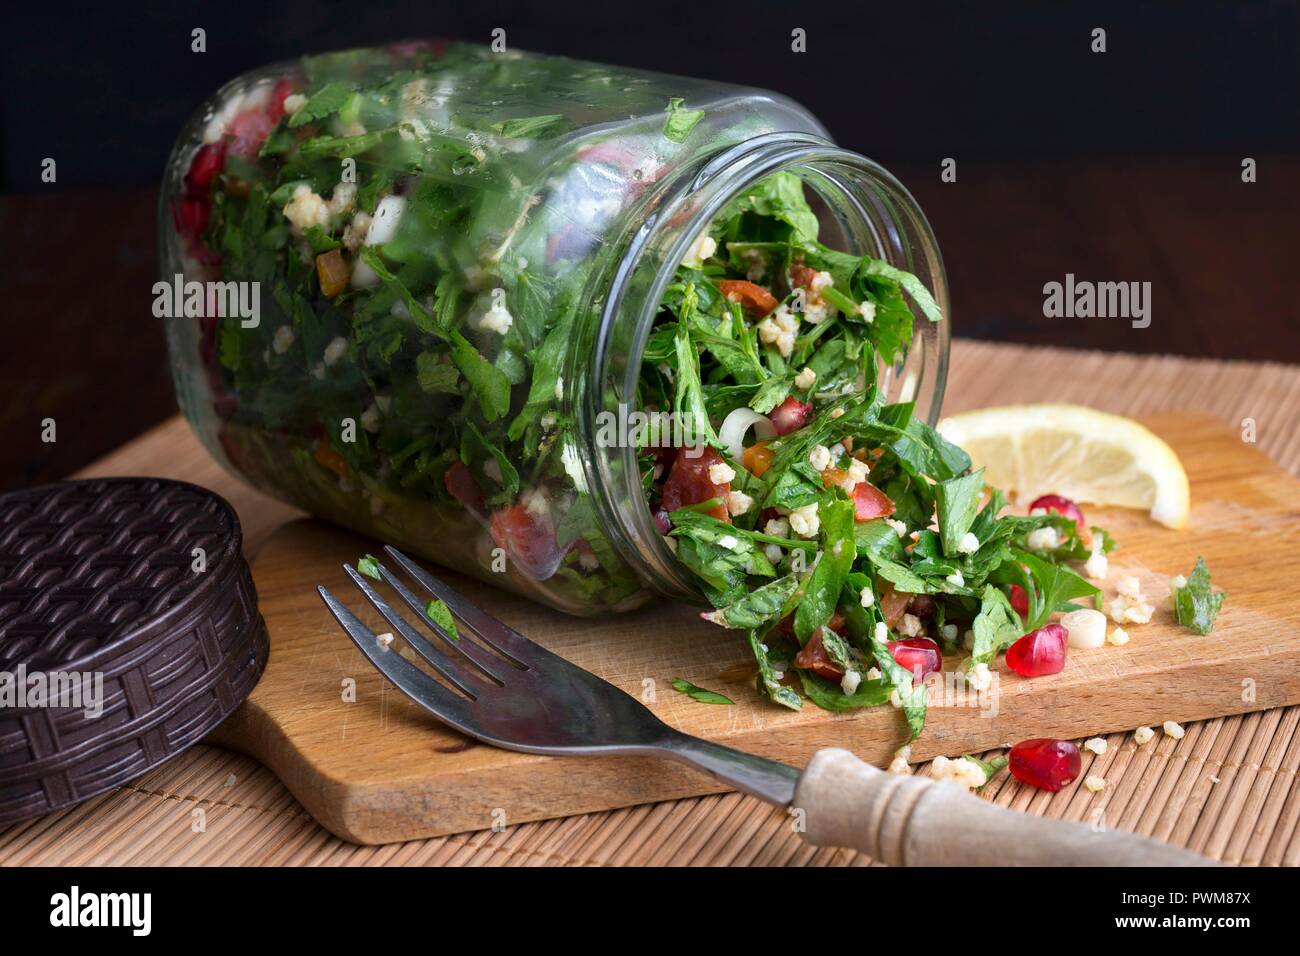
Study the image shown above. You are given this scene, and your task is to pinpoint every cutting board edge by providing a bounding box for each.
[206,641,1300,844]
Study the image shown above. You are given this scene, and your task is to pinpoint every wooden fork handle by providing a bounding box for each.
[793,748,1216,866]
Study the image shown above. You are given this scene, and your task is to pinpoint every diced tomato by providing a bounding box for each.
[660,446,730,522]
[313,443,349,479]
[794,631,844,681]
[316,249,350,297]
[770,396,812,435]
[718,280,779,318]
[878,582,911,628]
[743,440,774,478]
[852,482,895,522]
[490,504,562,575]
[444,461,485,516]
[789,262,817,289]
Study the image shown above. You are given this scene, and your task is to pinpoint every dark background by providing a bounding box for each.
[1,0,1297,491]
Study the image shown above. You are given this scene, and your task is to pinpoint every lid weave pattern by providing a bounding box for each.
[0,478,268,824]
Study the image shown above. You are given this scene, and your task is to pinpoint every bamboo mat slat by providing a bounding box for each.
[3,339,1298,867]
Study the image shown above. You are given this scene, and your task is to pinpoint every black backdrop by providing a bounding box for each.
[0,0,1297,490]
[4,0,1297,191]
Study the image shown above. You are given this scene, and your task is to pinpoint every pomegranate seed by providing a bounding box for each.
[175,195,210,239]
[906,594,936,621]
[1009,584,1029,617]
[1005,623,1068,677]
[886,637,942,680]
[1028,494,1087,536]
[184,142,227,195]
[1009,738,1081,791]
[266,78,298,124]
[652,506,671,535]
[770,396,812,435]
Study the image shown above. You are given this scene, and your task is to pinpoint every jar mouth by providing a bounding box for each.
[578,133,950,605]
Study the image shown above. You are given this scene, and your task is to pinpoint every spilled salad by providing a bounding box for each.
[640,189,1117,732]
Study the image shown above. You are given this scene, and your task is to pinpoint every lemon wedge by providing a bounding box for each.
[936,404,1190,529]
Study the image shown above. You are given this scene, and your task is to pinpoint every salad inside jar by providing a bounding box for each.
[175,42,1116,731]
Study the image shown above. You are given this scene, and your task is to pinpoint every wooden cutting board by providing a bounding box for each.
[207,412,1300,844]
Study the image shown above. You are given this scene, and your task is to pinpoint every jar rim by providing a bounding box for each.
[577,133,950,605]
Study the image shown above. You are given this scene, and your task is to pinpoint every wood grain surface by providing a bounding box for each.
[204,412,1300,843]
[4,340,1299,865]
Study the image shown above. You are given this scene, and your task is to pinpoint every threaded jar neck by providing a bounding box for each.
[574,133,950,604]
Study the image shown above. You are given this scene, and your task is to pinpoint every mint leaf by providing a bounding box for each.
[493,114,564,138]
[936,468,984,557]
[671,679,734,705]
[663,97,704,144]
[424,598,459,641]
[970,585,1022,665]
[708,573,800,630]
[748,630,803,711]
[416,352,461,394]
[861,258,943,323]
[797,671,891,711]
[794,495,856,641]
[450,329,512,422]
[288,82,352,128]
[1174,557,1225,635]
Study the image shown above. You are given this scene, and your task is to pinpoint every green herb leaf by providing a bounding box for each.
[288,82,353,128]
[794,495,856,641]
[707,573,800,630]
[1173,557,1225,635]
[357,554,381,580]
[424,598,459,641]
[936,468,984,557]
[671,679,734,705]
[450,329,512,422]
[748,630,803,711]
[970,585,1022,665]
[663,97,705,144]
[492,114,565,138]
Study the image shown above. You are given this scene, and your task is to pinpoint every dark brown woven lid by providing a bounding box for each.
[0,477,268,824]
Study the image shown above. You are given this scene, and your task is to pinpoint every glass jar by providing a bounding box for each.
[159,41,949,616]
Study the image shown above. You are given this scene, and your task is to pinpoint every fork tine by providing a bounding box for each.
[342,565,487,697]
[384,547,552,667]
[373,561,511,682]
[318,586,479,733]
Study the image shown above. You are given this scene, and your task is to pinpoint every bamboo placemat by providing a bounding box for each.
[3,339,1298,866]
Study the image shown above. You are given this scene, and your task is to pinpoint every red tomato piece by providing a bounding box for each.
[444,461,485,516]
[852,482,896,522]
[794,631,844,681]
[718,280,779,317]
[660,446,730,522]
[489,504,562,575]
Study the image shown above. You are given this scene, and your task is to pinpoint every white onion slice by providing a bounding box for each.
[1061,608,1107,649]
[719,408,776,460]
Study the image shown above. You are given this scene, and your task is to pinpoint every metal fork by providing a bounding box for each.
[319,547,1213,867]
